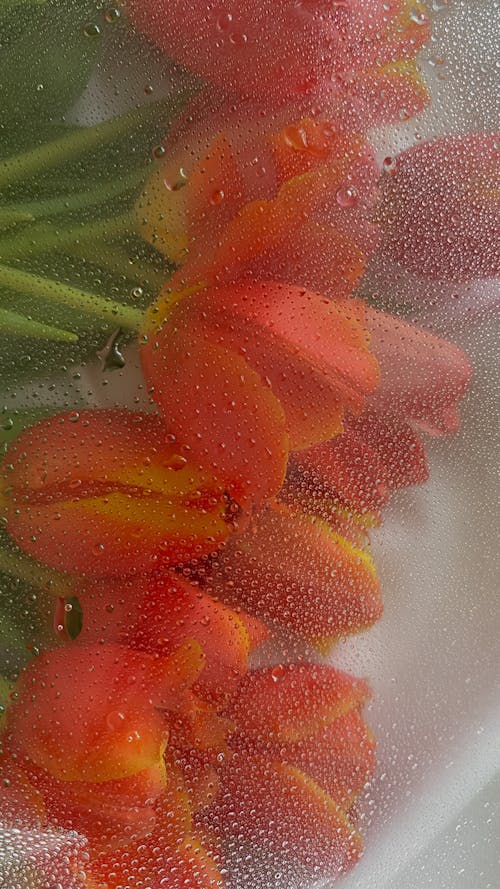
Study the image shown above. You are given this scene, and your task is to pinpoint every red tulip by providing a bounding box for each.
[89,831,225,888]
[379,133,500,282]
[5,642,204,783]
[141,323,289,506]
[138,110,379,293]
[126,0,429,120]
[2,409,236,577]
[224,663,370,744]
[78,573,268,703]
[3,639,230,853]
[22,761,169,851]
[286,411,429,523]
[0,755,45,828]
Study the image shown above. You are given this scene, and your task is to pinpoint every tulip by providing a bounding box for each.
[379,133,500,282]
[78,573,269,703]
[142,281,380,469]
[0,755,45,829]
[126,0,429,121]
[2,409,236,577]
[4,642,205,783]
[137,110,379,292]
[282,311,471,526]
[285,412,429,524]
[89,830,225,888]
[207,500,382,643]
[3,640,227,852]
[205,663,373,882]
[22,761,169,851]
[142,322,289,506]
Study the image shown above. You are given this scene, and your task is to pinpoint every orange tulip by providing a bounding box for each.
[204,663,373,882]
[89,830,225,889]
[208,500,382,643]
[5,642,205,783]
[138,111,378,292]
[142,281,379,466]
[285,411,429,524]
[78,573,268,703]
[2,409,236,577]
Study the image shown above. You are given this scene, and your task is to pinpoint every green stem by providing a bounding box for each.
[0,210,136,262]
[0,263,143,330]
[0,544,75,599]
[71,241,168,293]
[4,168,146,221]
[0,96,189,191]
[0,208,34,231]
[0,306,78,342]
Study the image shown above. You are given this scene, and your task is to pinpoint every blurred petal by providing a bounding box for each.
[380,133,500,281]
[141,324,289,507]
[213,756,363,878]
[365,307,472,434]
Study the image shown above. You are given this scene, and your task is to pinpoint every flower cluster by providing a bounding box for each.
[0,2,485,888]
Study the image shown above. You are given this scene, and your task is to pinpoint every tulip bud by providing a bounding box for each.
[2,409,236,577]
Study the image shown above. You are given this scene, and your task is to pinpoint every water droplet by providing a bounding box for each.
[409,7,428,25]
[271,664,286,682]
[104,7,121,23]
[216,12,233,30]
[336,184,358,209]
[106,710,126,731]
[210,189,225,205]
[153,144,166,159]
[283,125,309,151]
[229,32,248,47]
[98,328,126,370]
[83,22,101,38]
[168,454,188,471]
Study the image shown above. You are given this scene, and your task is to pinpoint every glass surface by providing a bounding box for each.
[0,3,498,888]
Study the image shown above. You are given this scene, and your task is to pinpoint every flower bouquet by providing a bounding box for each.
[0,2,497,887]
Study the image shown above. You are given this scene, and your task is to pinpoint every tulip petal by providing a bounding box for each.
[141,324,289,506]
[210,501,382,639]
[365,307,472,434]
[380,133,500,281]
[214,755,363,878]
[90,831,225,888]
[3,409,234,577]
[153,281,379,451]
[5,643,200,783]
[24,761,169,851]
[225,663,370,743]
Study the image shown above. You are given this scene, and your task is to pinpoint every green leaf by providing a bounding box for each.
[0,306,78,341]
[0,0,101,155]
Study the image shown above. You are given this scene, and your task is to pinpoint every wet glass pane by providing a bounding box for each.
[0,2,498,888]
